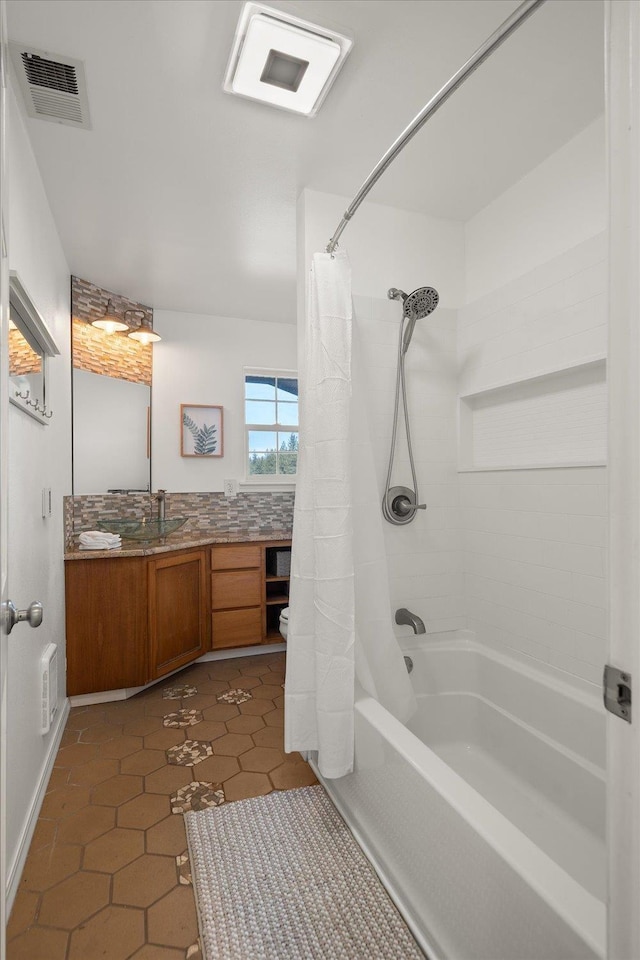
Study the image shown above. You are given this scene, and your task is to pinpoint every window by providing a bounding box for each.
[244,372,298,479]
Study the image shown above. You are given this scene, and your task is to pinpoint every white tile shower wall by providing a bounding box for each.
[458,235,608,686]
[354,294,465,635]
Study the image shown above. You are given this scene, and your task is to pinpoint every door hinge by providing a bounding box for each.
[603,664,632,722]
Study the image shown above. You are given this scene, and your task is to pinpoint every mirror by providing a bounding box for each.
[9,272,59,423]
[71,276,153,494]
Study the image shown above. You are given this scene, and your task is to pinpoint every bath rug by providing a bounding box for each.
[184,784,424,960]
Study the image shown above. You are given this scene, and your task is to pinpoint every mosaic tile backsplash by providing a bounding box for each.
[65,491,294,546]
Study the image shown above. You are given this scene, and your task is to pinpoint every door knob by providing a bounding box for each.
[1,600,43,635]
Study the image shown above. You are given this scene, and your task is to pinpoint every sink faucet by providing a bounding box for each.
[395,608,426,634]
[153,489,167,521]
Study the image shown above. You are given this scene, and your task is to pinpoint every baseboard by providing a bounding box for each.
[198,643,286,661]
[5,697,70,916]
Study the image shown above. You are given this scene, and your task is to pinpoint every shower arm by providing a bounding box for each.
[325,0,546,255]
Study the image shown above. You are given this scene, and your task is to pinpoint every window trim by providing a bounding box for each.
[243,367,298,484]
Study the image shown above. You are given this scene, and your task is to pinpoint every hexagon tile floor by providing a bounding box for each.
[7,650,318,960]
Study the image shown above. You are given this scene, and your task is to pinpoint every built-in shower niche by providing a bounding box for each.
[458,358,606,472]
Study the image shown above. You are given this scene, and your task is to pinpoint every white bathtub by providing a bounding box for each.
[311,633,606,960]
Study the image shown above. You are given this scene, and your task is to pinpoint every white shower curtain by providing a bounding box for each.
[284,250,416,779]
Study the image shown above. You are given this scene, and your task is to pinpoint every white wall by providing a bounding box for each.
[459,120,607,688]
[465,118,605,304]
[152,310,297,492]
[300,189,465,309]
[7,87,72,892]
[299,189,466,637]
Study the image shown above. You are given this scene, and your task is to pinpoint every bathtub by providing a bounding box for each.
[310,633,606,960]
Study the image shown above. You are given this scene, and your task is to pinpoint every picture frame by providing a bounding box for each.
[180,404,224,457]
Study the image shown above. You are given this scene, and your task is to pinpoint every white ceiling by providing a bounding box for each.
[7,0,603,324]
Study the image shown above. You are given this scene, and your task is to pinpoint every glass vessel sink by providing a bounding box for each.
[96,517,189,542]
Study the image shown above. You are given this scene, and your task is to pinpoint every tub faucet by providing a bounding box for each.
[395,608,426,634]
[153,489,167,521]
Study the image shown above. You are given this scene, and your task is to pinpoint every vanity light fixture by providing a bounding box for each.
[91,299,128,334]
[126,311,161,345]
[224,2,353,117]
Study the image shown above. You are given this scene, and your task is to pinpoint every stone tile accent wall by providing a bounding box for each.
[64,491,294,545]
[9,326,40,376]
[72,277,153,386]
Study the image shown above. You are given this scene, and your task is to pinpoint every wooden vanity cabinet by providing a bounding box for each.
[65,539,289,696]
[148,549,209,679]
[66,547,210,695]
[65,556,148,696]
[211,540,291,649]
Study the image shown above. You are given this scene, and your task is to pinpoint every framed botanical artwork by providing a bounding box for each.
[180,404,224,457]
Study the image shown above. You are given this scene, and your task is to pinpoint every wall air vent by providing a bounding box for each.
[9,43,91,129]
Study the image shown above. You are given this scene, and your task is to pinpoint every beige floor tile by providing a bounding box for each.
[239,661,273,677]
[56,804,115,845]
[147,886,199,948]
[39,784,90,820]
[13,651,319,956]
[226,714,265,735]
[240,746,284,773]
[122,715,164,737]
[29,818,58,851]
[67,757,120,786]
[251,683,285,700]
[130,946,185,959]
[54,742,98,768]
[7,925,68,959]
[97,735,144,759]
[90,774,143,806]
[45,767,70,793]
[264,707,285,727]
[117,793,170,829]
[201,703,240,722]
[120,748,167,776]
[38,870,111,929]
[19,843,82,892]
[251,725,285,749]
[270,759,318,790]
[182,719,226,741]
[144,765,193,795]
[83,827,145,873]
[68,904,145,960]
[113,853,177,907]
[211,732,253,756]
[237,698,273,716]
[78,721,123,743]
[191,755,240,783]
[6,889,39,940]
[144,728,186,751]
[145,814,187,856]
[223,771,272,802]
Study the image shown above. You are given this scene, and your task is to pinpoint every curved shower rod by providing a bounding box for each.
[325,0,546,255]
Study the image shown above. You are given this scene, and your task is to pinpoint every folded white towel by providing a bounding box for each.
[79,531,122,550]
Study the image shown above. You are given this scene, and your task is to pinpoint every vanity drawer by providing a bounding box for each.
[211,544,262,570]
[212,569,261,610]
[212,608,262,648]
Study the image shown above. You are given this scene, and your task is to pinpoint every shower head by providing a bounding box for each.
[387,285,439,353]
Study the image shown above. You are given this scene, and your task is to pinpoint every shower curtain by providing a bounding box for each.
[284,250,416,779]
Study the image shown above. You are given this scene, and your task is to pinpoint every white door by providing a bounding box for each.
[0,1,9,956]
[606,2,640,958]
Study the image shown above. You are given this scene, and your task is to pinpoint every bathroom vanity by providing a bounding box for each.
[65,536,291,697]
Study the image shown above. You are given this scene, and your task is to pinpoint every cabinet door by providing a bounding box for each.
[149,550,209,679]
[65,557,148,695]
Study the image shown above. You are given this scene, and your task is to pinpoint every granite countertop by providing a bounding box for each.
[65,527,293,560]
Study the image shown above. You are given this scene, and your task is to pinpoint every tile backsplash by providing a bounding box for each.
[65,491,294,546]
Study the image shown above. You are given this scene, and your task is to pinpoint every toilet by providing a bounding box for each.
[279,606,289,640]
